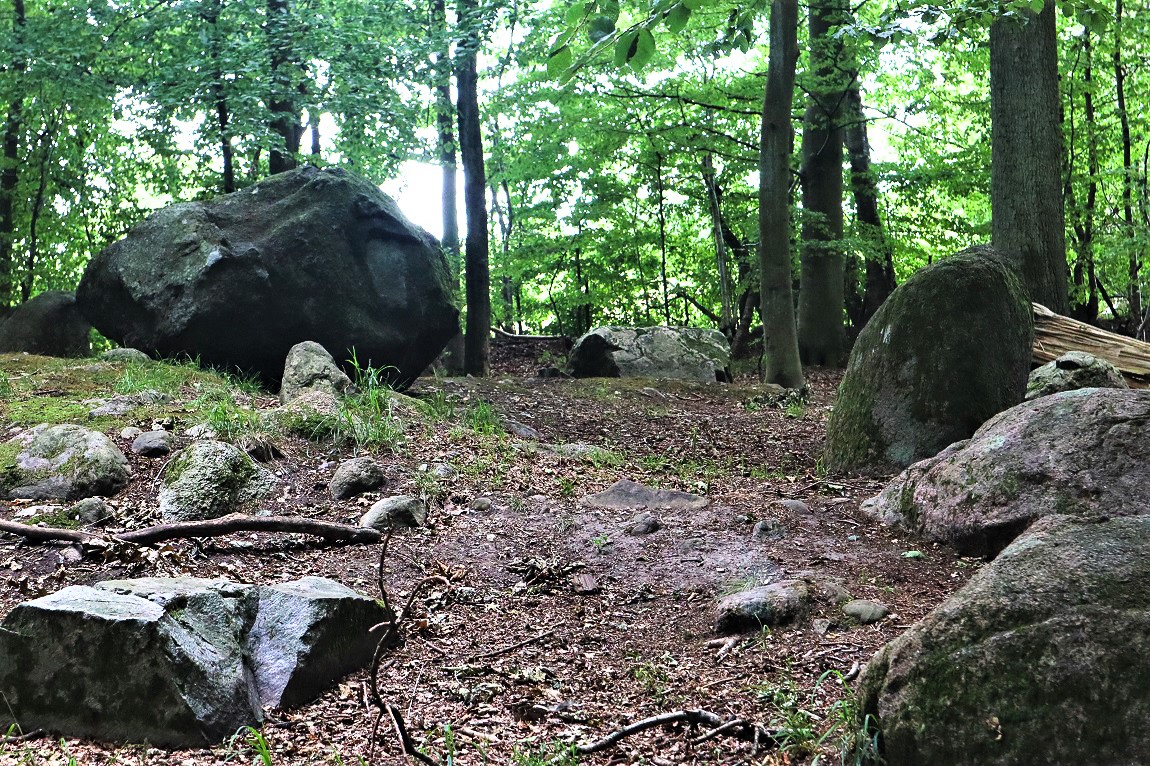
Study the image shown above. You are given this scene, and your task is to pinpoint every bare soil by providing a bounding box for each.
[0,339,978,766]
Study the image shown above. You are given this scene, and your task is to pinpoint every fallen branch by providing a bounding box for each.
[0,513,380,548]
[571,709,779,758]
[469,627,558,661]
[1032,302,1150,387]
[492,328,566,341]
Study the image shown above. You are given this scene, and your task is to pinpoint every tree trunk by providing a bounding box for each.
[1114,0,1139,325]
[203,0,234,193]
[702,153,734,332]
[653,149,671,324]
[1068,28,1100,322]
[759,0,804,388]
[0,0,26,308]
[433,0,460,276]
[797,0,847,366]
[266,0,302,174]
[844,84,895,326]
[990,3,1068,313]
[457,0,490,376]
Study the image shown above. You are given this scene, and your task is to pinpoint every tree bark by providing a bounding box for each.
[457,0,490,376]
[990,3,1069,313]
[1068,28,1099,322]
[266,0,302,174]
[203,0,234,193]
[653,149,671,324]
[702,153,734,332]
[759,0,804,388]
[0,0,26,309]
[797,0,847,366]
[1114,0,1139,324]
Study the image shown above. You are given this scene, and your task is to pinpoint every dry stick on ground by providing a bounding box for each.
[468,627,558,661]
[366,533,453,766]
[565,709,780,761]
[0,513,381,548]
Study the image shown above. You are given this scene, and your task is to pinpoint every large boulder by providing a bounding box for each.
[76,166,459,386]
[0,424,130,500]
[824,246,1033,473]
[0,576,390,746]
[862,388,1150,557]
[568,326,730,383]
[1025,350,1127,400]
[158,440,276,522]
[859,514,1150,766]
[0,291,91,358]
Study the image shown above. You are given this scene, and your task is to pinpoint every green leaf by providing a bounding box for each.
[565,2,593,27]
[547,45,573,79]
[682,0,706,8]
[588,15,616,43]
[665,3,691,33]
[628,28,656,71]
[614,30,638,66]
[598,0,620,22]
[901,550,924,559]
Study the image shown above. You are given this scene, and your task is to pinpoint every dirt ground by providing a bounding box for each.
[0,338,978,765]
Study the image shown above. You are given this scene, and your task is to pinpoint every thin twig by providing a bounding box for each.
[469,627,559,661]
[690,718,752,746]
[388,704,437,766]
[572,709,778,757]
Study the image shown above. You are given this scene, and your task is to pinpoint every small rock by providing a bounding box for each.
[842,599,889,625]
[101,348,153,364]
[572,573,600,595]
[70,497,112,525]
[536,366,563,378]
[812,618,833,636]
[714,580,812,634]
[120,426,143,440]
[360,495,428,530]
[279,341,354,405]
[431,463,457,480]
[330,457,386,500]
[752,519,787,541]
[185,423,218,440]
[469,497,493,512]
[88,391,170,418]
[504,420,541,440]
[625,511,661,535]
[58,546,84,564]
[131,430,174,458]
[775,499,809,515]
[581,479,709,513]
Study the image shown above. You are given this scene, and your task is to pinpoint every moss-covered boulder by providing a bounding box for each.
[825,246,1033,473]
[859,514,1150,766]
[0,291,91,358]
[1,424,130,500]
[1025,350,1127,400]
[862,388,1150,557]
[158,440,276,522]
[568,326,731,383]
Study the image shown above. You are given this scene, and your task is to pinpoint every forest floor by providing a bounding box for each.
[0,338,978,766]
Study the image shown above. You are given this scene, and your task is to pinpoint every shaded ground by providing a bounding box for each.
[0,342,977,765]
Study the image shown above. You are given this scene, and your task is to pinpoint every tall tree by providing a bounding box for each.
[457,0,491,376]
[760,0,804,388]
[1113,0,1139,325]
[0,0,25,308]
[989,2,1068,313]
[266,0,302,174]
[797,0,847,365]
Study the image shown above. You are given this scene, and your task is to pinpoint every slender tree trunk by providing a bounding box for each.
[1070,28,1100,322]
[759,0,803,388]
[844,84,895,325]
[433,0,460,275]
[203,0,234,193]
[1114,0,1139,324]
[653,150,671,324]
[23,126,52,302]
[702,153,734,332]
[457,0,490,376]
[266,0,301,174]
[990,3,1068,313]
[0,0,26,308]
[797,0,847,366]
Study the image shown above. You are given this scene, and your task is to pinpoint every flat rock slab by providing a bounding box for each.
[568,326,731,383]
[0,576,388,747]
[714,580,811,634]
[860,515,1150,765]
[581,479,709,513]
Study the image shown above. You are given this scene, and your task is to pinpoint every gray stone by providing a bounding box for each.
[70,496,112,525]
[752,519,787,541]
[862,388,1150,557]
[0,291,90,358]
[0,583,260,747]
[88,390,171,418]
[330,456,386,500]
[236,434,283,463]
[158,440,276,523]
[714,580,811,634]
[825,246,1033,473]
[101,348,152,364]
[248,576,389,709]
[775,499,810,515]
[815,581,855,606]
[859,515,1150,766]
[185,423,218,440]
[625,511,661,535]
[0,424,130,501]
[842,599,888,625]
[120,426,143,440]
[543,442,609,460]
[1025,350,1127,401]
[361,495,428,529]
[76,166,459,387]
[131,430,174,457]
[469,497,493,512]
[569,326,731,383]
[279,341,354,405]
[504,420,541,440]
[581,479,709,513]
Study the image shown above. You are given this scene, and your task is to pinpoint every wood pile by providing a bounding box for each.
[1032,303,1150,388]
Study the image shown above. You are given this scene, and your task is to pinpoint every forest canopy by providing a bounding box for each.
[0,0,1143,346]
